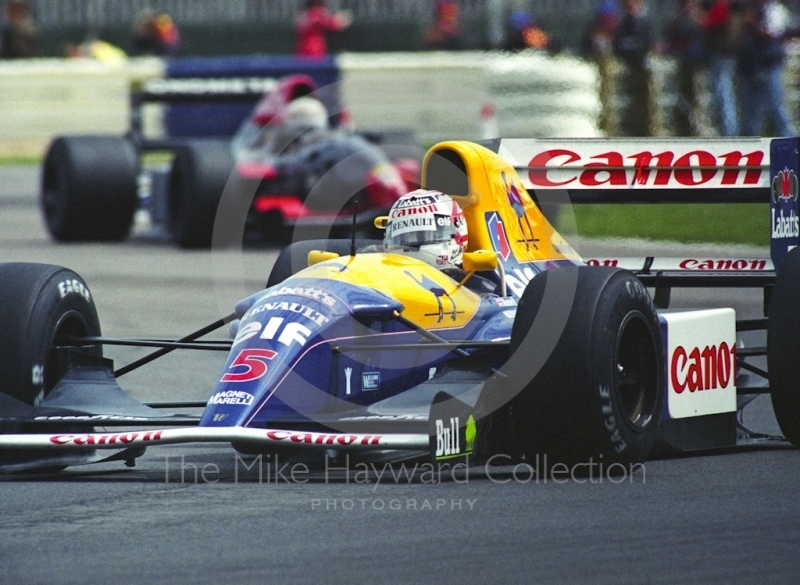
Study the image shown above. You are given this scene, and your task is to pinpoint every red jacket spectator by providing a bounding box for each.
[295,0,351,58]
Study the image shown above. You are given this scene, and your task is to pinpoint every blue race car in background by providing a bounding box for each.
[40,74,420,248]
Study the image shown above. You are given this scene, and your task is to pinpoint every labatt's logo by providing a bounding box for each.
[771,168,799,239]
[671,343,736,394]
[772,208,799,239]
[772,167,799,203]
[528,149,764,187]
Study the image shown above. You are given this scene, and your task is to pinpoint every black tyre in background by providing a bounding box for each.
[168,140,235,248]
[41,136,138,241]
[266,238,383,287]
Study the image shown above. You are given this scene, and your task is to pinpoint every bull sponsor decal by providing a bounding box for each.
[434,415,477,459]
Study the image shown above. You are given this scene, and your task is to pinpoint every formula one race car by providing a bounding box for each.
[40,74,419,248]
[3,138,799,474]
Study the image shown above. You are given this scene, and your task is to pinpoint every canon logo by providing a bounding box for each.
[528,149,765,188]
[265,430,382,446]
[670,343,737,394]
[49,431,164,446]
[678,259,768,270]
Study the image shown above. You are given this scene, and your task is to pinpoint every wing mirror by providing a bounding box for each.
[374,216,388,230]
[462,250,499,272]
[308,250,340,266]
[459,250,507,297]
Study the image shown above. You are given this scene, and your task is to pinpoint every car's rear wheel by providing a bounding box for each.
[40,136,138,241]
[505,266,664,469]
[168,140,235,248]
[767,247,800,446]
[266,238,384,287]
[0,263,102,406]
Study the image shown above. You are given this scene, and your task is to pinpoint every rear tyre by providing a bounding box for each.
[507,266,663,469]
[40,136,138,241]
[0,263,101,406]
[168,140,235,248]
[266,238,383,287]
[767,247,800,446]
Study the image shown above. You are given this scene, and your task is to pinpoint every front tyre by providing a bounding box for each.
[0,263,101,406]
[507,266,664,468]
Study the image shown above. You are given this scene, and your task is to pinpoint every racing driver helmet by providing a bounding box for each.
[284,96,329,131]
[384,189,468,268]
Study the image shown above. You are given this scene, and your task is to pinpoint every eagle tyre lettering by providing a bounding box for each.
[221,349,277,383]
[767,246,800,446]
[507,267,663,469]
[0,263,101,406]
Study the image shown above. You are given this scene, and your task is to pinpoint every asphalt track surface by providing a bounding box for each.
[0,165,798,585]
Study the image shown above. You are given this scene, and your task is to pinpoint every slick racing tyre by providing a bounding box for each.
[0,263,101,406]
[507,266,664,468]
[767,247,800,446]
[168,140,234,248]
[266,238,383,287]
[41,136,138,242]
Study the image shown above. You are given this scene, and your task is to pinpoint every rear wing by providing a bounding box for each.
[129,77,279,150]
[482,137,800,272]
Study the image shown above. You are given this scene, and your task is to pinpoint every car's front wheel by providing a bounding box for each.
[505,266,664,470]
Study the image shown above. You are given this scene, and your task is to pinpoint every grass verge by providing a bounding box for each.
[562,203,770,247]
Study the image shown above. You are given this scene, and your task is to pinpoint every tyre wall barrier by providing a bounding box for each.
[0,51,601,156]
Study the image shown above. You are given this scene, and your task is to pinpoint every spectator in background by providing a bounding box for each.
[505,9,559,53]
[582,0,620,135]
[295,0,352,58]
[614,0,654,136]
[66,37,127,63]
[702,0,744,136]
[737,0,794,136]
[133,11,181,56]
[664,0,705,136]
[424,0,464,50]
[1,0,41,59]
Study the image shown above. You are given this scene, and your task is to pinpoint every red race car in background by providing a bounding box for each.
[41,74,421,248]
